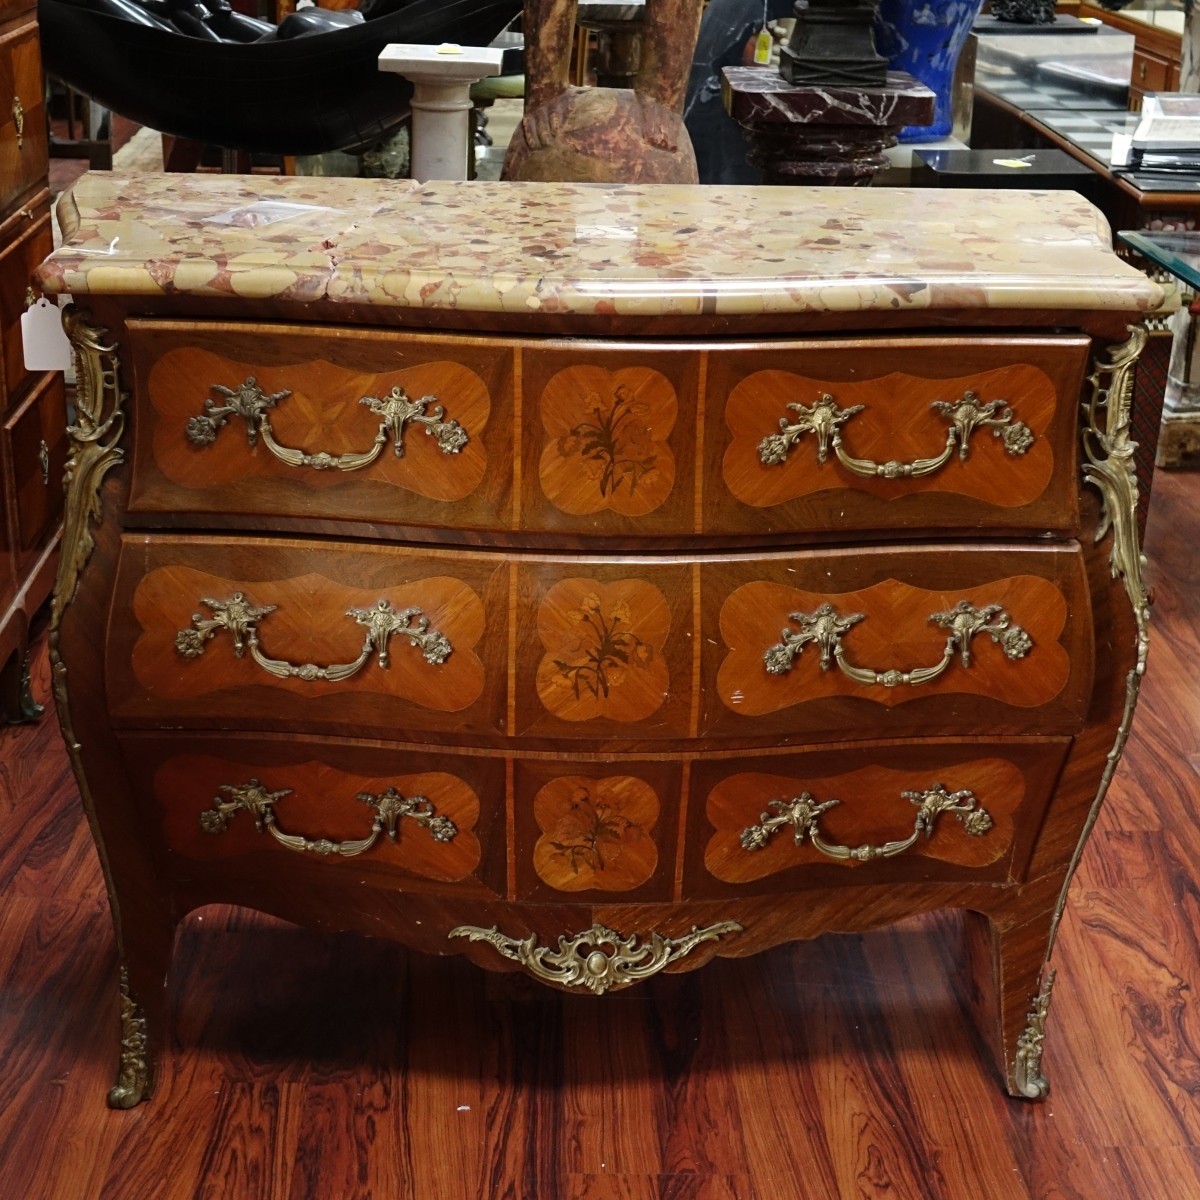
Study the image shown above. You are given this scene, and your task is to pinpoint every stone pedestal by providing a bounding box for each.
[379,44,504,182]
[721,66,935,186]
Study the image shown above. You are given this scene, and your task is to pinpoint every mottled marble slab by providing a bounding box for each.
[37,171,1162,317]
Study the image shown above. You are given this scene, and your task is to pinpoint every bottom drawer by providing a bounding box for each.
[684,739,1067,897]
[118,733,1069,905]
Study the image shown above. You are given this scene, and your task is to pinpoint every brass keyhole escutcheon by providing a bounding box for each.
[38,440,49,487]
[11,95,23,149]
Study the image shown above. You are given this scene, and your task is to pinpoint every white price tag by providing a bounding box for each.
[21,297,72,372]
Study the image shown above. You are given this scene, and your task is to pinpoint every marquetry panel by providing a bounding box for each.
[515,761,681,902]
[521,341,699,536]
[701,543,1094,741]
[707,335,1088,535]
[0,20,46,214]
[683,738,1070,898]
[125,320,515,532]
[512,562,694,741]
[105,535,509,741]
[534,577,672,724]
[117,734,508,897]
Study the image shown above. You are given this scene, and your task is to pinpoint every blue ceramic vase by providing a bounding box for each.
[874,0,985,142]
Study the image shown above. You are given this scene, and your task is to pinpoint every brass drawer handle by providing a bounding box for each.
[758,390,1034,478]
[185,375,469,470]
[38,440,49,486]
[448,920,743,995]
[200,778,457,855]
[740,783,994,859]
[763,599,1033,686]
[174,591,452,677]
[11,95,23,149]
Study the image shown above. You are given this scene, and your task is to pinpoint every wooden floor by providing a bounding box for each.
[2,472,1199,1200]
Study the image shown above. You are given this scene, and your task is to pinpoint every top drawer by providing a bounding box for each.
[126,321,1088,543]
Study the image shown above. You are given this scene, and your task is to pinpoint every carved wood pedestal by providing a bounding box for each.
[35,173,1162,1108]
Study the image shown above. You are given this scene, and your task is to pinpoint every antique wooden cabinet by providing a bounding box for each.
[0,0,66,720]
[35,173,1162,1107]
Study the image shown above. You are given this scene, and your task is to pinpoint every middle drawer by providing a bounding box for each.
[107,536,1095,746]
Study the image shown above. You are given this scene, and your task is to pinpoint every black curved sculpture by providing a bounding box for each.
[39,0,523,155]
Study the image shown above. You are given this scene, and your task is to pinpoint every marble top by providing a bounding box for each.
[37,172,1162,318]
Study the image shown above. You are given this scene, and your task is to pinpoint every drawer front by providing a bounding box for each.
[1132,49,1171,95]
[127,321,516,534]
[711,335,1086,536]
[109,538,1093,744]
[107,535,508,741]
[684,738,1069,897]
[0,200,52,410]
[5,369,67,575]
[119,736,507,897]
[128,323,1086,542]
[701,544,1093,741]
[0,20,45,213]
[118,733,1067,903]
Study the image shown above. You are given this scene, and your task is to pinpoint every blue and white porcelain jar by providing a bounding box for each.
[874,0,985,142]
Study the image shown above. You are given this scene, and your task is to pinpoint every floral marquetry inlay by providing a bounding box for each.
[533,775,659,893]
[538,365,677,516]
[536,579,671,723]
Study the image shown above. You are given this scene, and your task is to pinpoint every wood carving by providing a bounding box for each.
[504,0,704,183]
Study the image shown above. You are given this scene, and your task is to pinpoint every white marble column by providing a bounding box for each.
[378,44,505,182]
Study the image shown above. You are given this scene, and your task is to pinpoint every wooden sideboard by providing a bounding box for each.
[36,173,1162,1107]
[0,0,66,721]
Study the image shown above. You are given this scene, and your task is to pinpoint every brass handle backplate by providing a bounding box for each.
[763,599,1032,687]
[448,921,743,994]
[11,95,23,149]
[740,783,994,859]
[184,376,469,470]
[175,591,452,677]
[200,778,457,856]
[758,390,1033,479]
[38,440,49,487]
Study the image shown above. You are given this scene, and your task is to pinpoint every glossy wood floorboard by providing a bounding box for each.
[3,471,1200,1200]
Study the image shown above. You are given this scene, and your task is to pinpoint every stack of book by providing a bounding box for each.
[1128,93,1200,174]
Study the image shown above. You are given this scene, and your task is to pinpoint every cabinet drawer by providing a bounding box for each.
[5,370,66,577]
[118,735,506,897]
[1131,49,1171,94]
[0,198,52,410]
[127,320,516,534]
[109,537,1093,745]
[710,335,1086,536]
[0,20,45,214]
[684,738,1069,896]
[118,732,1067,904]
[128,323,1086,543]
[700,543,1093,742]
[107,534,508,741]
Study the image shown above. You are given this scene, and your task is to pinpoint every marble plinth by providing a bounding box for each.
[721,67,936,186]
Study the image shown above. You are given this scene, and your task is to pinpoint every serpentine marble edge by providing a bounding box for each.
[37,172,1163,317]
